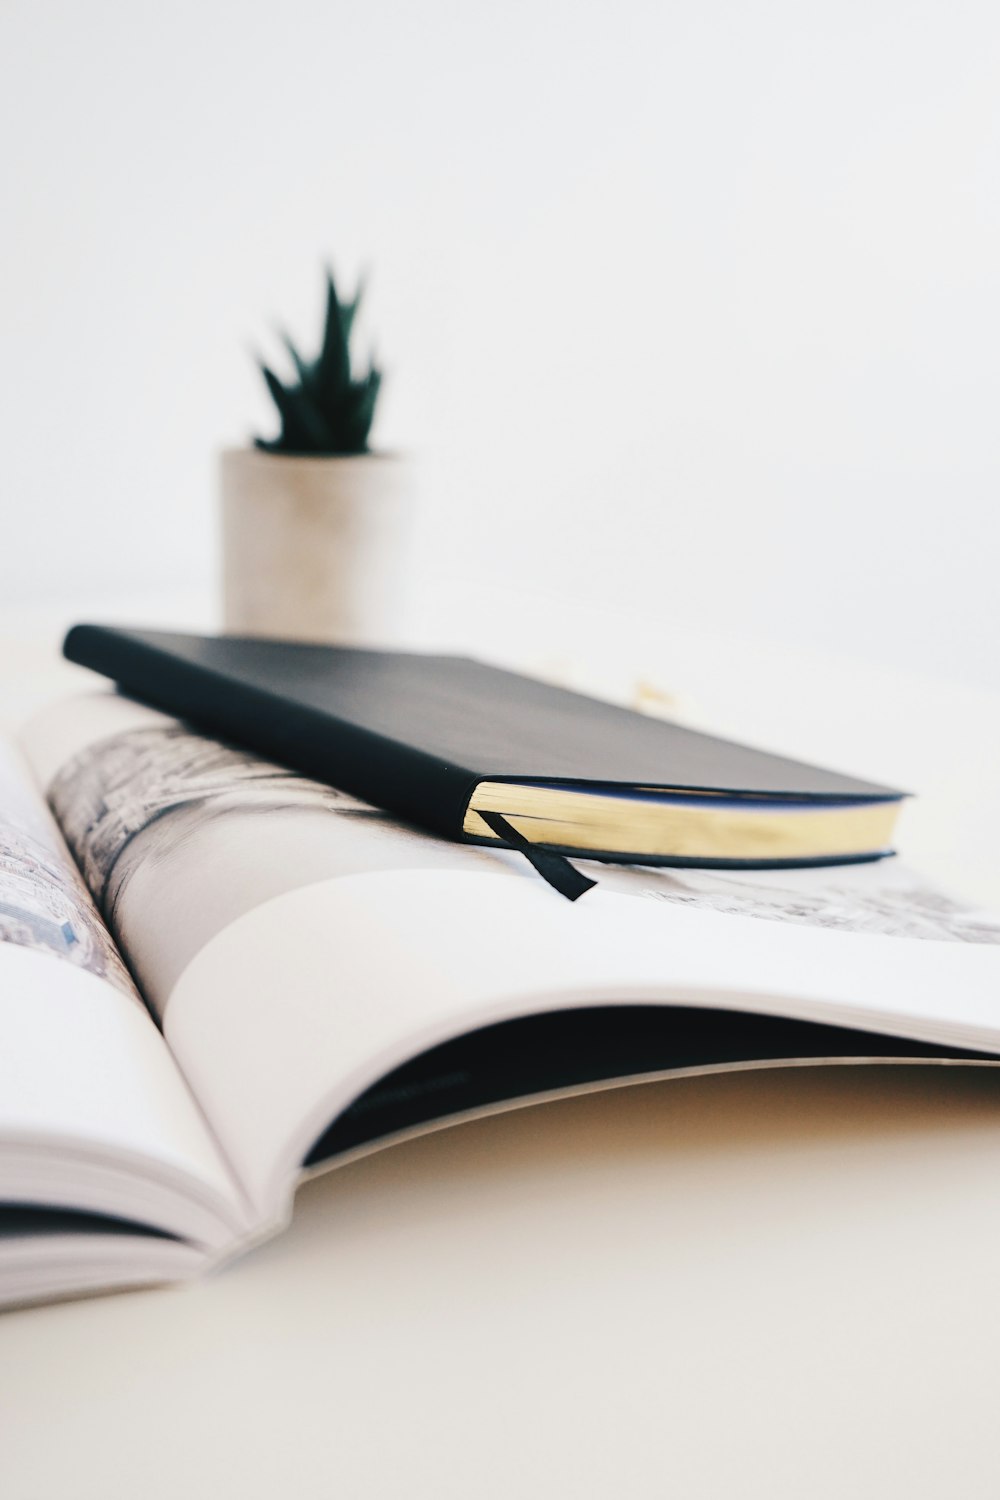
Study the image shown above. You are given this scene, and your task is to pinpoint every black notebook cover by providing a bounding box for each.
[63,626,902,862]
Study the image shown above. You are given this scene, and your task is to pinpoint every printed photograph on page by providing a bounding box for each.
[0,743,137,999]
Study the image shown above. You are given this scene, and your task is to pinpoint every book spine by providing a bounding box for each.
[62,626,478,842]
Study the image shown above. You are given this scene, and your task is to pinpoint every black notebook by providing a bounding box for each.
[63,625,905,870]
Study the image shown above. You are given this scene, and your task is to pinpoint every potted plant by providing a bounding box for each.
[220,267,410,644]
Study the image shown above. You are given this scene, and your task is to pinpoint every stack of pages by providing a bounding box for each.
[3,686,1000,1309]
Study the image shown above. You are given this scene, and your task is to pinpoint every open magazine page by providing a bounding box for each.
[19,691,1000,1225]
[0,739,244,1263]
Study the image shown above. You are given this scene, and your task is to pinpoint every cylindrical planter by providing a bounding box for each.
[220,449,412,645]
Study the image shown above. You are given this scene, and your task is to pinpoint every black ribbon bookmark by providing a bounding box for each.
[479,811,598,902]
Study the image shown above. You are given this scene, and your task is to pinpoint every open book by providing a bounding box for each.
[4,689,1000,1309]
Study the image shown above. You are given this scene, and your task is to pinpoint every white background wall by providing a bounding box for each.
[2,0,998,686]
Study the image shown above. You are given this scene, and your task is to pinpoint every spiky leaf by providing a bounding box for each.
[314,270,351,400]
[280,333,313,391]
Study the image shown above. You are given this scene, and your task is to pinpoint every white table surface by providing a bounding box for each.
[3,597,1000,1499]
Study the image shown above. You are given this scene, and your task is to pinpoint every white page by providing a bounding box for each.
[0,738,243,1247]
[168,868,1000,1216]
[20,691,1000,1223]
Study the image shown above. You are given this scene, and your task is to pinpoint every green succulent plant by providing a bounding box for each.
[255,268,382,456]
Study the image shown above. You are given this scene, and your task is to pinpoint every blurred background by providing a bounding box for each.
[2,0,998,686]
